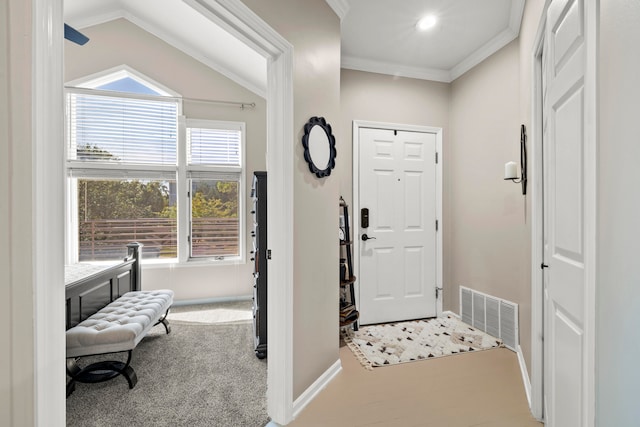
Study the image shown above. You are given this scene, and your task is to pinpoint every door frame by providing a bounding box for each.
[352,120,443,318]
[33,0,295,425]
[530,0,598,423]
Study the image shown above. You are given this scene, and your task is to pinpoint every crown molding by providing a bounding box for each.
[341,0,525,83]
[450,0,524,81]
[341,55,451,83]
[325,0,350,21]
[68,9,126,29]
[449,26,518,81]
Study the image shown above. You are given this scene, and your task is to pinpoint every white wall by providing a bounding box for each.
[597,0,640,424]
[65,18,267,301]
[240,0,341,401]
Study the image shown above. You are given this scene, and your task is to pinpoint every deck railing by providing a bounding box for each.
[79,218,239,261]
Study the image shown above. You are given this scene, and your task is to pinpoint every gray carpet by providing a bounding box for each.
[66,302,268,427]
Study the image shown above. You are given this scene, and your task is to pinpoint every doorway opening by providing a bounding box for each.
[34,0,295,424]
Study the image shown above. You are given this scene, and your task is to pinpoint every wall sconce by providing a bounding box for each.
[504,124,527,195]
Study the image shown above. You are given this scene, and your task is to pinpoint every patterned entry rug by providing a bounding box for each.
[342,315,502,369]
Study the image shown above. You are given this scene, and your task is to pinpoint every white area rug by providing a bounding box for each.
[343,315,502,370]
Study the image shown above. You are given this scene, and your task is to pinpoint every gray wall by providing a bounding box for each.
[1,0,36,424]
[241,0,341,401]
[65,18,267,301]
[339,69,450,205]
[449,39,531,371]
[446,0,545,373]
[597,0,640,424]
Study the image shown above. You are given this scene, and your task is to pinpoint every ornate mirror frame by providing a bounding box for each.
[301,116,337,178]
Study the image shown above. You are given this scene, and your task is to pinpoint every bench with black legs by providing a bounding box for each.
[65,289,174,397]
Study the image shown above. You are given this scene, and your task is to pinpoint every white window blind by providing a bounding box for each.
[67,90,178,165]
[187,127,241,166]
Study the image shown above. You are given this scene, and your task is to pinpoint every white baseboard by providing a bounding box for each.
[291,359,342,420]
[442,310,460,319]
[517,344,532,408]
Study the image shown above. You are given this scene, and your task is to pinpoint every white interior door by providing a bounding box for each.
[543,0,588,425]
[358,127,437,325]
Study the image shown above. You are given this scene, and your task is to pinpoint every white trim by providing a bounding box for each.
[352,120,444,320]
[33,0,66,425]
[37,0,295,425]
[451,0,525,81]
[324,0,350,21]
[265,39,295,427]
[292,360,342,419]
[530,4,548,420]
[342,27,519,84]
[341,55,452,83]
[178,115,189,263]
[517,344,533,409]
[583,1,598,425]
[66,9,126,30]
[65,64,180,97]
[435,129,443,317]
[341,1,525,84]
[449,27,519,81]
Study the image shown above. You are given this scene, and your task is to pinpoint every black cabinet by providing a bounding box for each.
[251,171,267,359]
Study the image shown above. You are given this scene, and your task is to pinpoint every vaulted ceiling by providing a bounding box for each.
[65,0,524,96]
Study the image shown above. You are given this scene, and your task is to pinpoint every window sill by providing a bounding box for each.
[141,256,246,269]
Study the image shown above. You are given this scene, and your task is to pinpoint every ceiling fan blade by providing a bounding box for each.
[64,24,89,45]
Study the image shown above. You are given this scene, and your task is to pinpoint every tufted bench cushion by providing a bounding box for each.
[66,289,174,358]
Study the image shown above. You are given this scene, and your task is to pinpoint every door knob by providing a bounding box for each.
[361,234,376,241]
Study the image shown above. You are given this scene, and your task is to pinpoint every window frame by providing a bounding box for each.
[179,118,246,263]
[64,71,246,266]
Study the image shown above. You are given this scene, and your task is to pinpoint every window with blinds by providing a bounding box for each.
[66,90,178,165]
[186,122,243,258]
[187,127,241,166]
[65,71,245,264]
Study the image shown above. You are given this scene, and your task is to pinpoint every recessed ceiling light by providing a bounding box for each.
[416,15,437,31]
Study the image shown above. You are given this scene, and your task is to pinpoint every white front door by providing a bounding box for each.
[543,0,589,425]
[358,127,437,325]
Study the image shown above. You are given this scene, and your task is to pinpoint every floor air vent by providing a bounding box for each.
[459,286,518,351]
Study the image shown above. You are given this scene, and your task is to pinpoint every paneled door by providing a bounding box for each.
[543,0,589,425]
[358,127,437,325]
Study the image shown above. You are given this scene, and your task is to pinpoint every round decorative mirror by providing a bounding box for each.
[302,116,337,178]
